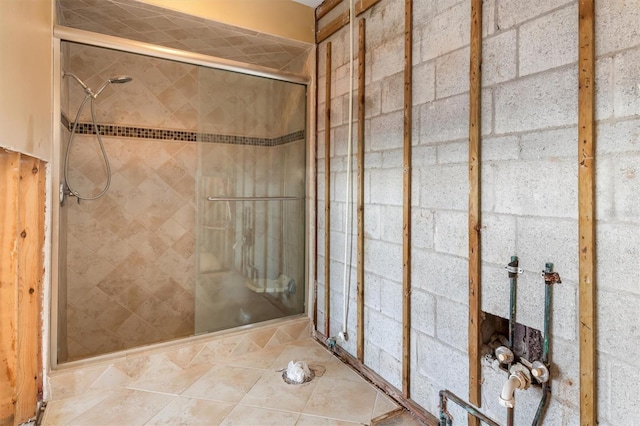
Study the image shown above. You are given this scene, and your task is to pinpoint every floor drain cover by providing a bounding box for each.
[281,364,325,384]
[282,369,315,384]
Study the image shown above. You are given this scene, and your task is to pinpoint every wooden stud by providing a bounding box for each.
[0,150,21,426]
[324,42,332,337]
[36,159,45,404]
[15,156,44,422]
[578,1,596,424]
[317,9,350,43]
[402,0,413,399]
[357,18,366,363]
[0,152,44,424]
[316,0,343,20]
[468,0,483,420]
[313,28,320,331]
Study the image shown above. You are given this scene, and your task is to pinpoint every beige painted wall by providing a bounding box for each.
[0,0,53,161]
[138,0,315,43]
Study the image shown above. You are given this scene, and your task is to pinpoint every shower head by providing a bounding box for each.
[64,71,131,98]
[94,75,133,97]
[109,76,133,84]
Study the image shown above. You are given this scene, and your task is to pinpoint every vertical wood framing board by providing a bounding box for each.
[0,151,21,425]
[324,42,332,337]
[578,1,596,424]
[313,27,320,331]
[36,160,45,403]
[468,0,483,416]
[402,0,413,399]
[357,18,366,362]
[15,157,44,423]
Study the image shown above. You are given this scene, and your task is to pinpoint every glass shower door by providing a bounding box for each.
[195,68,306,334]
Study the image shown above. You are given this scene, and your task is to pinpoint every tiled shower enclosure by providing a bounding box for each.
[58,42,307,362]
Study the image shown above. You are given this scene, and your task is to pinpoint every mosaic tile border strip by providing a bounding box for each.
[63,117,305,147]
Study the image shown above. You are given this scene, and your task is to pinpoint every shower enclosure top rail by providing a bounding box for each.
[207,196,304,202]
[54,26,310,85]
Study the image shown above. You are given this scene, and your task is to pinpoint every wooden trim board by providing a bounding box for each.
[314,330,439,426]
[356,0,383,15]
[316,0,342,20]
[317,9,349,43]
[316,0,383,43]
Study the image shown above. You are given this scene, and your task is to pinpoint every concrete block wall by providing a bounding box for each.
[479,1,580,424]
[593,1,640,424]
[409,1,471,420]
[316,0,640,424]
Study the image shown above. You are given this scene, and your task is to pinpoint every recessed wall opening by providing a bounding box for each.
[55,40,309,364]
[482,311,543,370]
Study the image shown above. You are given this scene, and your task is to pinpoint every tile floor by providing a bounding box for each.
[44,318,415,425]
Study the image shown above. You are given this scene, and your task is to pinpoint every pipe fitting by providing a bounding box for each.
[327,337,336,350]
[499,364,531,408]
[531,361,550,383]
[495,346,514,365]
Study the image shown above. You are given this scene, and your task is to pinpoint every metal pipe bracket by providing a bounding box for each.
[541,271,562,285]
[505,264,523,275]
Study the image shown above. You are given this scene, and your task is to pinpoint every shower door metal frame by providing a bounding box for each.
[53,26,309,85]
[50,26,315,370]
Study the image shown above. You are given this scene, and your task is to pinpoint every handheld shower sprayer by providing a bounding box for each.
[62,71,133,98]
[95,75,133,97]
[61,71,133,202]
[109,76,133,84]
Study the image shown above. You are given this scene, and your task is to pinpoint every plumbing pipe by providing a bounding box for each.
[532,384,549,426]
[499,374,524,408]
[505,255,521,426]
[532,263,560,426]
[340,0,356,341]
[506,256,520,351]
[438,390,499,426]
[499,363,531,409]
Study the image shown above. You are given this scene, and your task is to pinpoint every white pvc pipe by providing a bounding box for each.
[340,0,355,339]
[499,374,523,409]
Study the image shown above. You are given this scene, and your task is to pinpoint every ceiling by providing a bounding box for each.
[57,0,311,72]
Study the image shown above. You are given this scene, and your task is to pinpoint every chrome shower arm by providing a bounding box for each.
[63,71,96,98]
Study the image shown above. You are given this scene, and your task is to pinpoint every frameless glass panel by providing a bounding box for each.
[195,69,306,333]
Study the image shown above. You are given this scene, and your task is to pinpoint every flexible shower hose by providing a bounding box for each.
[63,94,112,202]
